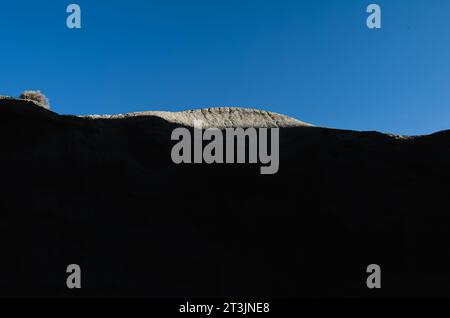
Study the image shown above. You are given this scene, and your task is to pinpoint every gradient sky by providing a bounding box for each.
[1,0,449,135]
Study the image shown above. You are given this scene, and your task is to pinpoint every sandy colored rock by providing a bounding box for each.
[83,107,313,128]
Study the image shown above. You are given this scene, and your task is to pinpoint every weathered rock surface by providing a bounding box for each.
[83,106,312,128]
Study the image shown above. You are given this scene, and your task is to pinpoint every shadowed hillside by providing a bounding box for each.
[1,99,450,297]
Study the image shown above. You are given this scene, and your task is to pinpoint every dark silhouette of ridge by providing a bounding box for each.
[1,99,450,298]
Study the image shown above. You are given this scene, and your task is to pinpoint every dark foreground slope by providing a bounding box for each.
[1,99,450,297]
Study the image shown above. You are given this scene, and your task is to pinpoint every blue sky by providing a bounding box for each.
[1,0,449,135]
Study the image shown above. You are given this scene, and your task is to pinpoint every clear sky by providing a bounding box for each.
[1,0,449,135]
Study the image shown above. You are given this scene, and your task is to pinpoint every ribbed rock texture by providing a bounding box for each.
[84,107,312,128]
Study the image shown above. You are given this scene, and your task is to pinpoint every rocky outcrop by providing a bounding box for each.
[83,107,313,128]
[1,98,450,298]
